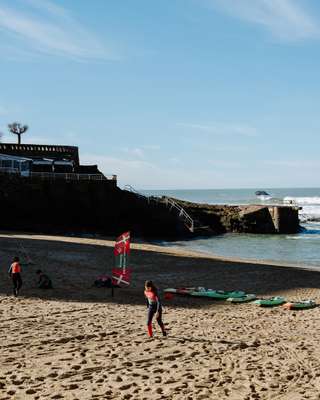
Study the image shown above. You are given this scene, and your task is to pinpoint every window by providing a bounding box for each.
[2,160,12,168]
[21,162,29,171]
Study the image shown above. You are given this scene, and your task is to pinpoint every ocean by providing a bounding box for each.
[141,188,320,268]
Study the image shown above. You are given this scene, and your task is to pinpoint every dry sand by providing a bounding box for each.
[1,232,320,400]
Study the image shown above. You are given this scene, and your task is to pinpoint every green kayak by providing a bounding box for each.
[254,296,286,307]
[283,300,316,310]
[191,290,246,299]
[227,294,256,303]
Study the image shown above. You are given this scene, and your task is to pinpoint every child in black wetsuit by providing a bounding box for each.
[144,280,166,338]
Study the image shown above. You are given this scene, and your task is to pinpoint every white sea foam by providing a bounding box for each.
[282,196,320,221]
[286,235,320,240]
[256,195,272,201]
[301,205,320,215]
[284,196,320,205]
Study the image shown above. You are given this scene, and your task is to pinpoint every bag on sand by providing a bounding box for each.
[94,275,112,288]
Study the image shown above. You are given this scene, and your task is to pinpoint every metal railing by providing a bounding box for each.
[0,167,117,182]
[123,185,148,199]
[123,185,194,232]
[30,172,114,181]
[0,167,20,174]
[163,196,194,232]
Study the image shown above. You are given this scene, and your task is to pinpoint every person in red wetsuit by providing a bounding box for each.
[144,280,166,338]
[8,256,23,297]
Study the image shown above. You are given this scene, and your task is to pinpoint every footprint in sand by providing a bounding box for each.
[25,388,37,395]
[122,394,133,400]
[152,368,164,374]
[163,355,176,361]
[118,383,133,391]
[47,372,58,378]
[123,362,133,367]
[64,383,79,390]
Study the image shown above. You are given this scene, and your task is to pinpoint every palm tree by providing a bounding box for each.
[8,122,28,144]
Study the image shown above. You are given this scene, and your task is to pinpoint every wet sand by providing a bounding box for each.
[0,232,320,400]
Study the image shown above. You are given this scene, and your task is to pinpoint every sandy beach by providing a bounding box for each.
[1,232,320,400]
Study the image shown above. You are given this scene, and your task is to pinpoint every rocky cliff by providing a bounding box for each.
[170,199,300,235]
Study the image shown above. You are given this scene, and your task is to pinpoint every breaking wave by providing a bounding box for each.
[283,196,320,222]
[284,196,320,205]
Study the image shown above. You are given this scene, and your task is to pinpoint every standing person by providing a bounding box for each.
[144,280,167,338]
[8,256,23,296]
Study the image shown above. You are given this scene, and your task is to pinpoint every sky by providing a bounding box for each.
[0,0,320,189]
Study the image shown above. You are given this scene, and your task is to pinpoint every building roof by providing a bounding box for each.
[0,143,80,165]
[0,153,32,162]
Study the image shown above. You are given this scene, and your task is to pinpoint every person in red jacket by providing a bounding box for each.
[144,280,166,338]
[8,256,23,296]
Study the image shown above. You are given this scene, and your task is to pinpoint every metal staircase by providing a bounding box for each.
[161,196,194,232]
[123,185,194,232]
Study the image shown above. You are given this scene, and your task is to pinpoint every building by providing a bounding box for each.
[0,143,116,182]
[0,153,31,176]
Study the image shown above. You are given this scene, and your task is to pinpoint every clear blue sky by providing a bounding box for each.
[0,0,319,189]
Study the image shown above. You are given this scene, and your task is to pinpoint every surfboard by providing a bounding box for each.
[227,294,256,303]
[164,288,248,300]
[191,290,246,299]
[164,287,199,295]
[254,296,286,307]
[283,300,316,310]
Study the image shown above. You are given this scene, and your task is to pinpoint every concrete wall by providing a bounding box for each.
[0,173,185,238]
[268,206,300,234]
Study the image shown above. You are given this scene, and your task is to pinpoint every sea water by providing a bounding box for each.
[141,188,320,267]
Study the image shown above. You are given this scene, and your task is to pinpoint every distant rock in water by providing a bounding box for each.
[255,190,270,196]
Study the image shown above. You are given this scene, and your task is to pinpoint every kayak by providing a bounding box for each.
[191,290,246,299]
[283,300,316,310]
[164,287,201,295]
[254,296,286,307]
[227,294,256,303]
[164,288,247,300]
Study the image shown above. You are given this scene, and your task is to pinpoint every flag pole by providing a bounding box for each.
[112,231,131,294]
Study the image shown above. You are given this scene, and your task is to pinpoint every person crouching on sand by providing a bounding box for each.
[36,270,53,289]
[144,280,166,338]
[8,256,23,297]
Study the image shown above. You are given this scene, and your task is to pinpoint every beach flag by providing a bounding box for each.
[114,231,131,256]
[112,231,131,286]
[111,268,132,286]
